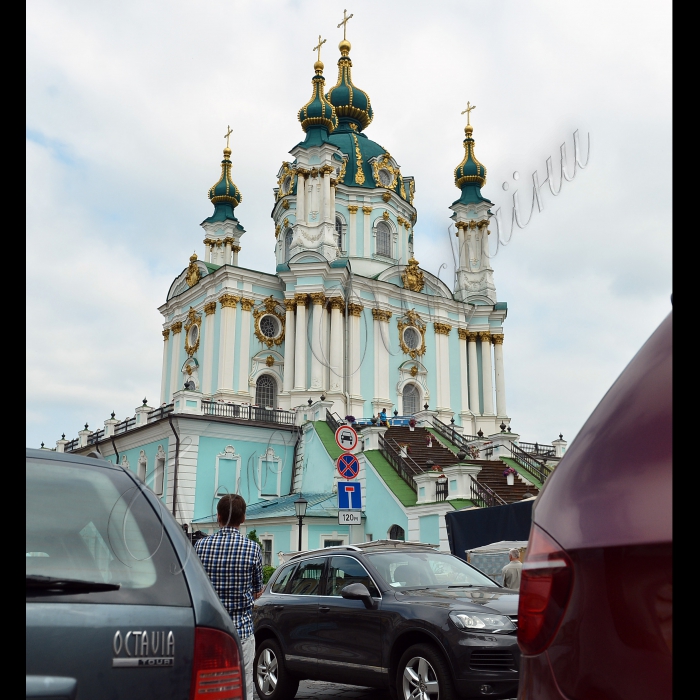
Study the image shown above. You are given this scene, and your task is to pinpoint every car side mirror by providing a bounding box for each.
[340,582,376,609]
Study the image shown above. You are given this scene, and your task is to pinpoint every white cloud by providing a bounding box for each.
[26,0,671,448]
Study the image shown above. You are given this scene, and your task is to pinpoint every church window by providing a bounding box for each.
[255,375,277,409]
[403,383,419,416]
[378,168,393,187]
[260,315,279,339]
[285,228,293,261]
[154,446,166,496]
[389,524,406,541]
[376,221,391,257]
[261,538,273,566]
[187,324,199,347]
[403,327,420,350]
[282,175,292,195]
[334,216,343,250]
[137,451,147,481]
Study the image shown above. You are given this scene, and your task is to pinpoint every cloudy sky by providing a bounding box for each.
[27,0,671,449]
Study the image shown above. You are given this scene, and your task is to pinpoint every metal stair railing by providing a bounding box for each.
[470,479,507,508]
[148,404,174,423]
[87,429,105,445]
[378,435,419,492]
[431,417,479,450]
[518,441,556,458]
[508,442,552,484]
[325,411,343,434]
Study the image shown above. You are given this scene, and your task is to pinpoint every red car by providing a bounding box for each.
[517,312,672,699]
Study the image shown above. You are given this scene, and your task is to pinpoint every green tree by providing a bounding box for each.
[247,529,261,546]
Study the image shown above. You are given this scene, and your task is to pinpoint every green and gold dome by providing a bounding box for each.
[453,122,491,206]
[204,147,242,223]
[325,40,373,132]
[298,60,338,134]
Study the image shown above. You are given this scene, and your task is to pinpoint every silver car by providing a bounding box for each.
[26,448,244,700]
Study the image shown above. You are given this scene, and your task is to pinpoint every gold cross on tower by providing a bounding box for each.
[461,101,476,126]
[224,125,233,148]
[337,9,354,39]
[313,35,326,62]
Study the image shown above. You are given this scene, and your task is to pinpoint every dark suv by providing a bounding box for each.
[253,541,520,699]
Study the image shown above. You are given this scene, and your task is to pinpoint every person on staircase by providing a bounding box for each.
[379,408,388,426]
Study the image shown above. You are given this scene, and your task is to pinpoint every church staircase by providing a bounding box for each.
[380,426,538,506]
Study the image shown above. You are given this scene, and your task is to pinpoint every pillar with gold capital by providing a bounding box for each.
[479,331,494,415]
[467,332,480,414]
[216,294,239,395]
[348,205,358,256]
[238,298,255,396]
[492,334,507,418]
[328,297,345,394]
[160,328,170,405]
[201,300,217,395]
[282,299,296,396]
[169,321,183,401]
[310,292,326,390]
[294,294,308,390]
[347,303,364,411]
[372,308,392,413]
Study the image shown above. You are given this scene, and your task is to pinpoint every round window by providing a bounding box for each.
[282,175,292,194]
[378,168,393,187]
[403,326,421,350]
[188,324,199,346]
[260,315,279,339]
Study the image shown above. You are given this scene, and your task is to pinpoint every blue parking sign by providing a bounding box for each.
[338,481,362,510]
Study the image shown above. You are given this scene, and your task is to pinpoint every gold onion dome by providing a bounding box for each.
[208,147,242,207]
[298,61,338,134]
[454,124,486,189]
[325,40,373,131]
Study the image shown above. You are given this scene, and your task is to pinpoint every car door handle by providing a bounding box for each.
[274,605,284,611]
[319,606,331,613]
[26,676,77,699]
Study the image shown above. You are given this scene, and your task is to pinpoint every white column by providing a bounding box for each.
[310,293,325,391]
[492,334,507,417]
[201,302,216,395]
[204,242,211,263]
[294,295,308,390]
[348,206,358,256]
[348,303,363,400]
[434,323,452,412]
[160,329,170,405]
[363,206,372,258]
[169,322,182,401]
[372,309,392,407]
[457,224,468,270]
[322,300,330,390]
[283,299,296,394]
[458,329,470,414]
[479,223,490,269]
[480,332,494,415]
[330,183,336,224]
[232,244,240,266]
[296,172,306,223]
[322,168,332,222]
[225,239,232,265]
[217,295,239,393]
[329,298,344,394]
[467,332,480,415]
[238,298,254,396]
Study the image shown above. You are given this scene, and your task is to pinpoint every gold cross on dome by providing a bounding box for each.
[337,9,354,39]
[224,125,233,148]
[461,101,476,125]
[313,35,326,62]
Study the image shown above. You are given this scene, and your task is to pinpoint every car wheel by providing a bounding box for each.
[254,638,299,700]
[397,643,455,700]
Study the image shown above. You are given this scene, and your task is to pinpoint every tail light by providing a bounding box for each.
[517,524,573,656]
[190,627,243,700]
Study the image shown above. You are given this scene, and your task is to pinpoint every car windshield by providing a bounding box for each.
[26,458,190,605]
[367,550,498,589]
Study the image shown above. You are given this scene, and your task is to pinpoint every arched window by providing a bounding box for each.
[284,228,293,261]
[403,383,419,415]
[376,220,391,257]
[389,524,405,541]
[334,216,343,251]
[255,375,277,409]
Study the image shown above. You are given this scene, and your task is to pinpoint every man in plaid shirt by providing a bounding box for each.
[195,494,263,700]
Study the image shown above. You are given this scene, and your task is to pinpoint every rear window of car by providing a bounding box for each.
[287,558,325,596]
[270,564,296,593]
[26,458,191,606]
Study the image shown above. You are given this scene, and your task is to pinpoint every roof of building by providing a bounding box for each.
[245,492,346,520]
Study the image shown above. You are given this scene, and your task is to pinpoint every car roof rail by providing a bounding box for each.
[352,540,441,550]
[286,544,362,561]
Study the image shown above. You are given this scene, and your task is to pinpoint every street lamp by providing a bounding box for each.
[294,495,308,552]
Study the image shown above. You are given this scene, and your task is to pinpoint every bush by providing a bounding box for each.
[263,566,276,584]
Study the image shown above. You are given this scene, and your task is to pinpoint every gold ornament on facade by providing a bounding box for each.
[184,307,202,357]
[328,296,345,310]
[276,162,295,201]
[240,298,255,311]
[284,298,296,311]
[282,199,290,209]
[382,192,391,202]
[265,355,275,367]
[294,293,309,306]
[491,334,504,345]
[351,133,365,185]
[382,211,390,221]
[478,331,491,342]
[401,257,425,293]
[162,329,170,340]
[433,322,453,336]
[335,157,347,184]
[371,308,393,322]
[232,244,241,253]
[186,253,201,288]
[362,205,372,215]
[219,294,240,309]
[253,296,286,348]
[275,225,281,237]
[171,321,183,334]
[310,292,327,306]
[283,218,289,228]
[371,153,400,191]
[410,365,419,377]
[310,167,319,178]
[397,309,426,359]
[347,204,359,214]
[347,302,364,317]
[204,301,217,316]
[185,364,194,376]
[457,328,469,340]
[467,332,478,342]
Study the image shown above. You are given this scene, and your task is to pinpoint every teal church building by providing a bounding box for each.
[55,35,566,566]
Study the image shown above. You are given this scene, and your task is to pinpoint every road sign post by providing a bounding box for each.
[336,453,360,480]
[335,425,358,452]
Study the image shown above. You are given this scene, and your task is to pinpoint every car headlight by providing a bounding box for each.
[449,611,515,633]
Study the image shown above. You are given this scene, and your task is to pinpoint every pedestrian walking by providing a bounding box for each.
[194,494,263,700]
[501,548,523,590]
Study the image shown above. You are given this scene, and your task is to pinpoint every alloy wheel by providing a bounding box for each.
[256,647,279,696]
[402,655,439,700]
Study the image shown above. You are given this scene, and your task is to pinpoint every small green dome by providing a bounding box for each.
[208,148,242,207]
[298,62,338,134]
[454,125,487,189]
[325,42,373,132]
